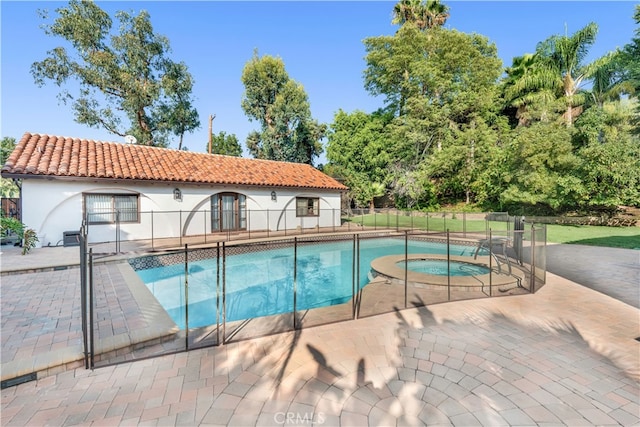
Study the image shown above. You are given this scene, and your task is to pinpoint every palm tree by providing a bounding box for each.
[503,53,562,126]
[589,51,633,108]
[392,0,449,30]
[538,22,608,126]
[504,22,609,127]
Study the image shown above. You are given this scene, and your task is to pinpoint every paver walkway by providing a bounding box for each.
[546,244,640,308]
[1,244,639,426]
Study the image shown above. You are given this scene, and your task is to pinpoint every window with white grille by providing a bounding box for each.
[84,194,139,224]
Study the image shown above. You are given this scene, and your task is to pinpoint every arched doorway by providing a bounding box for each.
[211,192,246,231]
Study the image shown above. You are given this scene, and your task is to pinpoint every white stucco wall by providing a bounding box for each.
[20,179,343,247]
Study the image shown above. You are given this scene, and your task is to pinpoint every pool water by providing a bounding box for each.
[133,238,475,329]
[398,259,490,276]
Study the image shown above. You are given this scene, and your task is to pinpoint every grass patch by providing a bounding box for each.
[343,212,640,249]
[545,224,640,249]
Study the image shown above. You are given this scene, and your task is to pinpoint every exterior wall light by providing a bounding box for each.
[271,191,277,201]
[173,188,182,201]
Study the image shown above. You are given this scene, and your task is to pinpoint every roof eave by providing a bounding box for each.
[1,173,348,191]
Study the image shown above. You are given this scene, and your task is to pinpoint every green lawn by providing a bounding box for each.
[343,212,640,249]
[545,224,640,249]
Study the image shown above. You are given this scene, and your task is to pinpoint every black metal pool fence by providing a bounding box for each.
[78,217,546,369]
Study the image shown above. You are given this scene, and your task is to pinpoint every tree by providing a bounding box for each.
[31,0,199,147]
[589,51,631,108]
[391,0,449,30]
[1,137,19,198]
[364,26,504,209]
[363,25,425,116]
[501,53,564,126]
[499,123,583,213]
[620,5,640,131]
[157,62,200,150]
[365,27,502,121]
[1,136,16,166]
[327,110,392,209]
[241,52,324,164]
[208,131,242,157]
[573,101,640,209]
[505,22,613,127]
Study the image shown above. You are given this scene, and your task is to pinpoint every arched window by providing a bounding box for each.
[211,193,246,231]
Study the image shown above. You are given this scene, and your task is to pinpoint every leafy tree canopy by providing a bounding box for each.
[31,0,200,147]
[208,131,242,157]
[241,51,324,165]
[1,137,16,166]
[391,0,449,30]
[1,137,20,198]
[327,110,393,208]
[364,26,502,120]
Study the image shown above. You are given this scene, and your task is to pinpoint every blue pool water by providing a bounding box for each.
[133,238,475,329]
[398,259,490,276]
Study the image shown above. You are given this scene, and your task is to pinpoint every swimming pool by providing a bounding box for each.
[132,237,476,329]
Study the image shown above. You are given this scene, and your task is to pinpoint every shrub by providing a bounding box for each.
[1,215,39,254]
[22,228,39,255]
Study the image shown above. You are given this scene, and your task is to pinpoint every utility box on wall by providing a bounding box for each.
[62,231,80,247]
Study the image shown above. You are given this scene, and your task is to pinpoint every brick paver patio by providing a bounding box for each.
[1,244,639,426]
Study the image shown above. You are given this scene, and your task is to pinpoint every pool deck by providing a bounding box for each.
[1,242,639,426]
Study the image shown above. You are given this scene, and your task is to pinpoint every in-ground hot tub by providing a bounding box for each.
[369,254,520,292]
[398,259,490,276]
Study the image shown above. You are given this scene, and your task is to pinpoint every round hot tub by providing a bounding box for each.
[397,259,490,277]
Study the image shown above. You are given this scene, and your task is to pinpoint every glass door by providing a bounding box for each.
[211,193,246,232]
[221,195,236,230]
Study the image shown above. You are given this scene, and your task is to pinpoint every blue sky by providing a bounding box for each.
[1,1,637,163]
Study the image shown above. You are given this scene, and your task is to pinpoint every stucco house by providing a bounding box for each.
[1,133,347,247]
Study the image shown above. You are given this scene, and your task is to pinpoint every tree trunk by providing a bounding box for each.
[564,74,575,127]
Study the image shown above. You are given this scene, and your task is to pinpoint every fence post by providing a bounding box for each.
[333,208,336,232]
[79,226,89,369]
[179,210,183,247]
[352,234,357,319]
[463,212,467,237]
[404,230,408,309]
[446,230,451,301]
[293,237,298,330]
[216,242,220,345]
[89,248,95,370]
[530,224,536,293]
[355,234,361,319]
[184,244,189,350]
[489,229,493,297]
[115,210,120,253]
[222,242,227,343]
[151,210,155,251]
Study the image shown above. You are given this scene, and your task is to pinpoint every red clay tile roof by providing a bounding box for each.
[2,133,347,191]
